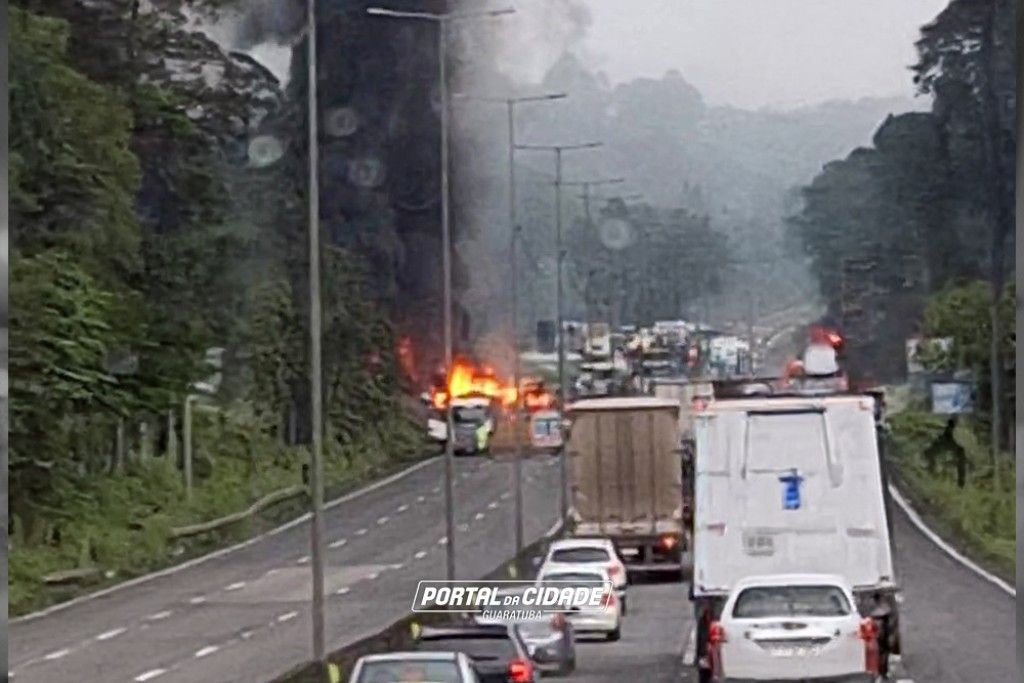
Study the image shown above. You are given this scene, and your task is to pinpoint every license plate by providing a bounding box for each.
[620,548,640,557]
[768,645,818,658]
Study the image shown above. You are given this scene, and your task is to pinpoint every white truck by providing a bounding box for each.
[688,392,900,681]
[566,397,686,578]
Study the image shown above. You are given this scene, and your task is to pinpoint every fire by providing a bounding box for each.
[431,356,518,408]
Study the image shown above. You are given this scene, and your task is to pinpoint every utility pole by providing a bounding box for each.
[368,5,514,578]
[306,0,326,664]
[516,141,603,525]
[453,92,567,555]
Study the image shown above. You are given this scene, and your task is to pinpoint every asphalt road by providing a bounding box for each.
[608,500,1017,683]
[9,454,562,683]
[11,447,1015,683]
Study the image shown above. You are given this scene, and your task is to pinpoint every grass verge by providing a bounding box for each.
[885,409,1015,582]
[9,405,429,617]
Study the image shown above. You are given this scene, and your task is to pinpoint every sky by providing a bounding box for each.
[573,0,949,110]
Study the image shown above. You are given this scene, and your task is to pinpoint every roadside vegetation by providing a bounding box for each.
[883,280,1015,581]
[9,5,427,616]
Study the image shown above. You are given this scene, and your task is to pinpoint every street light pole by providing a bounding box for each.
[306,0,327,664]
[368,5,514,580]
[454,91,567,555]
[515,141,602,525]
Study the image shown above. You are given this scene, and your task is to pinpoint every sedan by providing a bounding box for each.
[347,651,481,683]
[710,573,880,682]
[539,537,629,613]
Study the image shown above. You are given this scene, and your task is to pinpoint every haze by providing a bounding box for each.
[577,0,949,109]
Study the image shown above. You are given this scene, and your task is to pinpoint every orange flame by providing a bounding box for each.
[431,357,518,408]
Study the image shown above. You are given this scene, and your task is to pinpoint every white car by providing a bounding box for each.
[347,651,481,683]
[536,567,622,641]
[540,538,629,612]
[710,574,880,682]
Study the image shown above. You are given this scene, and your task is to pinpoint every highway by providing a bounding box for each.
[8,455,561,683]
[11,450,1015,683]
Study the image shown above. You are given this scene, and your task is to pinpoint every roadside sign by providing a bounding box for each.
[931,381,973,414]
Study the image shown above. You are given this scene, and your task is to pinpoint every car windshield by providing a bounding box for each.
[516,621,555,638]
[551,547,610,563]
[732,585,852,618]
[453,407,487,423]
[420,636,515,661]
[356,660,461,683]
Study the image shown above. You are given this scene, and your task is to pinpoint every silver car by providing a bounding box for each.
[473,589,577,677]
[347,651,481,683]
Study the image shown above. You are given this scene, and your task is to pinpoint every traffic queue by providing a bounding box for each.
[372,322,891,683]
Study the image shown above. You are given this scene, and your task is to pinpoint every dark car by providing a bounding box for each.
[415,624,535,683]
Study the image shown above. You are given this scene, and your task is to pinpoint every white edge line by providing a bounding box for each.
[12,456,440,623]
[889,483,1015,598]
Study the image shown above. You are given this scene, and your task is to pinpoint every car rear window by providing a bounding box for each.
[551,547,610,563]
[420,635,516,661]
[356,659,461,683]
[732,585,851,618]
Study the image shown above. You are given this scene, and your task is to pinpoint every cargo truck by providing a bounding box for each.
[565,397,686,578]
[688,391,900,682]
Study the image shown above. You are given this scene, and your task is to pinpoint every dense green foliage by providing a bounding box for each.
[790,0,1015,386]
[886,409,1014,579]
[9,3,425,612]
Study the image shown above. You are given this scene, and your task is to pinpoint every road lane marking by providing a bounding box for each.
[414,550,428,560]
[683,626,696,663]
[438,536,448,545]
[377,516,389,525]
[194,645,219,658]
[296,556,310,564]
[487,501,498,509]
[188,596,207,605]
[96,627,127,641]
[329,538,348,549]
[499,492,510,500]
[43,649,70,661]
[417,496,426,503]
[134,668,167,682]
[474,512,485,520]
[367,572,380,580]
[146,610,172,621]
[336,586,351,595]
[397,504,409,512]
[277,611,299,623]
[356,528,368,536]
[224,582,246,592]
[890,484,1016,597]
[432,487,440,494]
[13,457,441,623]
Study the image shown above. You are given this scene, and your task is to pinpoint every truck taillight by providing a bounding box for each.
[709,621,727,645]
[508,657,534,683]
[600,590,616,607]
[858,617,880,675]
[659,533,679,550]
[607,564,622,577]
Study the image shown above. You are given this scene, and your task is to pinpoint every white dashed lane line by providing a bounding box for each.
[414,550,428,560]
[146,610,172,621]
[329,538,348,549]
[356,528,368,536]
[95,627,127,641]
[276,611,299,623]
[42,649,70,661]
[438,536,448,545]
[377,516,389,525]
[397,504,409,513]
[296,556,310,565]
[189,596,207,605]
[224,581,246,592]
[336,586,351,595]
[134,668,168,682]
[474,512,485,521]
[417,495,426,503]
[487,501,498,509]
[194,645,220,659]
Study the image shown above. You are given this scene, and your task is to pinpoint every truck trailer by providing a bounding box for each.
[688,391,900,681]
[565,397,686,578]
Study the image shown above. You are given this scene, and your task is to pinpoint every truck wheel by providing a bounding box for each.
[697,666,713,683]
[606,625,621,642]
